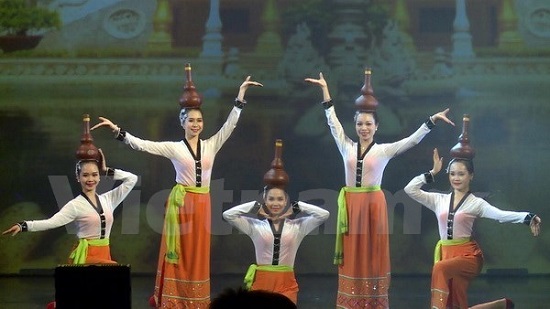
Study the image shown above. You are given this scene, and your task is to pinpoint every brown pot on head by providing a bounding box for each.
[179,63,203,109]
[263,139,289,189]
[354,68,379,112]
[75,114,100,162]
[450,114,476,160]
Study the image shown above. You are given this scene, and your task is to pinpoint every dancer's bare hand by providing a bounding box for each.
[237,76,263,101]
[2,224,21,236]
[431,148,443,176]
[91,117,118,132]
[430,108,455,126]
[531,215,541,236]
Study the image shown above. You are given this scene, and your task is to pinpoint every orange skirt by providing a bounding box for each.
[337,190,390,309]
[152,192,211,308]
[431,241,483,309]
[67,243,115,264]
[251,269,299,304]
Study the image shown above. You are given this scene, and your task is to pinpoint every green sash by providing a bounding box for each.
[69,238,110,265]
[334,185,381,265]
[433,237,471,264]
[243,264,294,289]
[165,184,209,264]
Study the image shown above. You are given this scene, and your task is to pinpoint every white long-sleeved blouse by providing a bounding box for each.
[223,201,329,267]
[26,169,138,239]
[404,174,529,240]
[122,106,241,186]
[325,106,431,187]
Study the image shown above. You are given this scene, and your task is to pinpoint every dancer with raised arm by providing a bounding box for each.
[305,69,454,308]
[404,115,541,309]
[91,64,262,308]
[2,114,138,309]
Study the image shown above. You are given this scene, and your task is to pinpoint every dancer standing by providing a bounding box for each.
[92,65,262,308]
[305,70,454,308]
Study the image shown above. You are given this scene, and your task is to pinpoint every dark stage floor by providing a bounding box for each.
[0,273,548,308]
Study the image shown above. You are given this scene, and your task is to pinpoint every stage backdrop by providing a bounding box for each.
[1,0,549,277]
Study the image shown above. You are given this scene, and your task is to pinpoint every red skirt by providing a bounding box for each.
[251,269,299,304]
[431,241,483,309]
[67,242,115,264]
[152,191,211,308]
[337,190,391,309]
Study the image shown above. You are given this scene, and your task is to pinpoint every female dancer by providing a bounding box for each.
[222,139,329,304]
[3,148,138,265]
[305,72,454,308]
[404,147,541,309]
[91,76,262,308]
[223,186,329,304]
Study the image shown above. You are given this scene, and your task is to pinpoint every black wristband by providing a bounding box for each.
[291,201,301,215]
[523,213,536,225]
[423,171,434,183]
[18,221,28,232]
[256,202,267,220]
[105,168,115,177]
[425,117,436,130]
[253,201,262,212]
[234,98,246,109]
[322,100,333,109]
[115,130,126,141]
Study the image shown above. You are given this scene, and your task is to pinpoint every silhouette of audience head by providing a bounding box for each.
[209,287,297,309]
